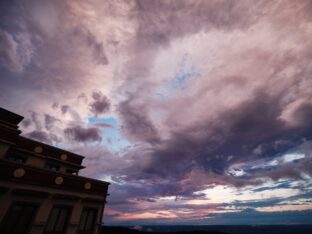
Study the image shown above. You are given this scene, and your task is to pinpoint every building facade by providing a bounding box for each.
[0,107,109,234]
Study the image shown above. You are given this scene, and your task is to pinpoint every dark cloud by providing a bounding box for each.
[89,91,110,116]
[133,0,266,48]
[52,102,58,109]
[75,89,312,203]
[112,89,312,198]
[61,105,69,115]
[266,158,312,181]
[24,130,60,145]
[44,114,59,130]
[21,118,31,128]
[25,130,49,142]
[118,96,160,144]
[64,125,102,143]
[288,101,312,128]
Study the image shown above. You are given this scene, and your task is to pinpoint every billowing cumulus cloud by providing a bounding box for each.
[1,0,312,225]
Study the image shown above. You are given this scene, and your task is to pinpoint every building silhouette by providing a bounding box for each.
[0,107,109,234]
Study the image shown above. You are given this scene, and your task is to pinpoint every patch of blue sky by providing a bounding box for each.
[238,151,306,174]
[253,181,291,192]
[155,54,200,99]
[88,116,118,126]
[169,65,200,90]
[88,116,130,152]
[55,143,66,149]
[155,92,169,100]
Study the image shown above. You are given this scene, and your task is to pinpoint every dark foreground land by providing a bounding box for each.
[101,225,312,234]
[101,226,224,234]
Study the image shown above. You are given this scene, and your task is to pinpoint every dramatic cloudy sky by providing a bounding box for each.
[1,0,312,225]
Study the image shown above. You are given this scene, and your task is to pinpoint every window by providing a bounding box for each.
[45,163,60,171]
[5,153,27,164]
[78,208,98,233]
[45,206,71,234]
[0,202,38,234]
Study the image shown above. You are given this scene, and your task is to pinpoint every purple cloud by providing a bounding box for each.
[64,125,102,143]
[25,130,60,145]
[89,91,110,116]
